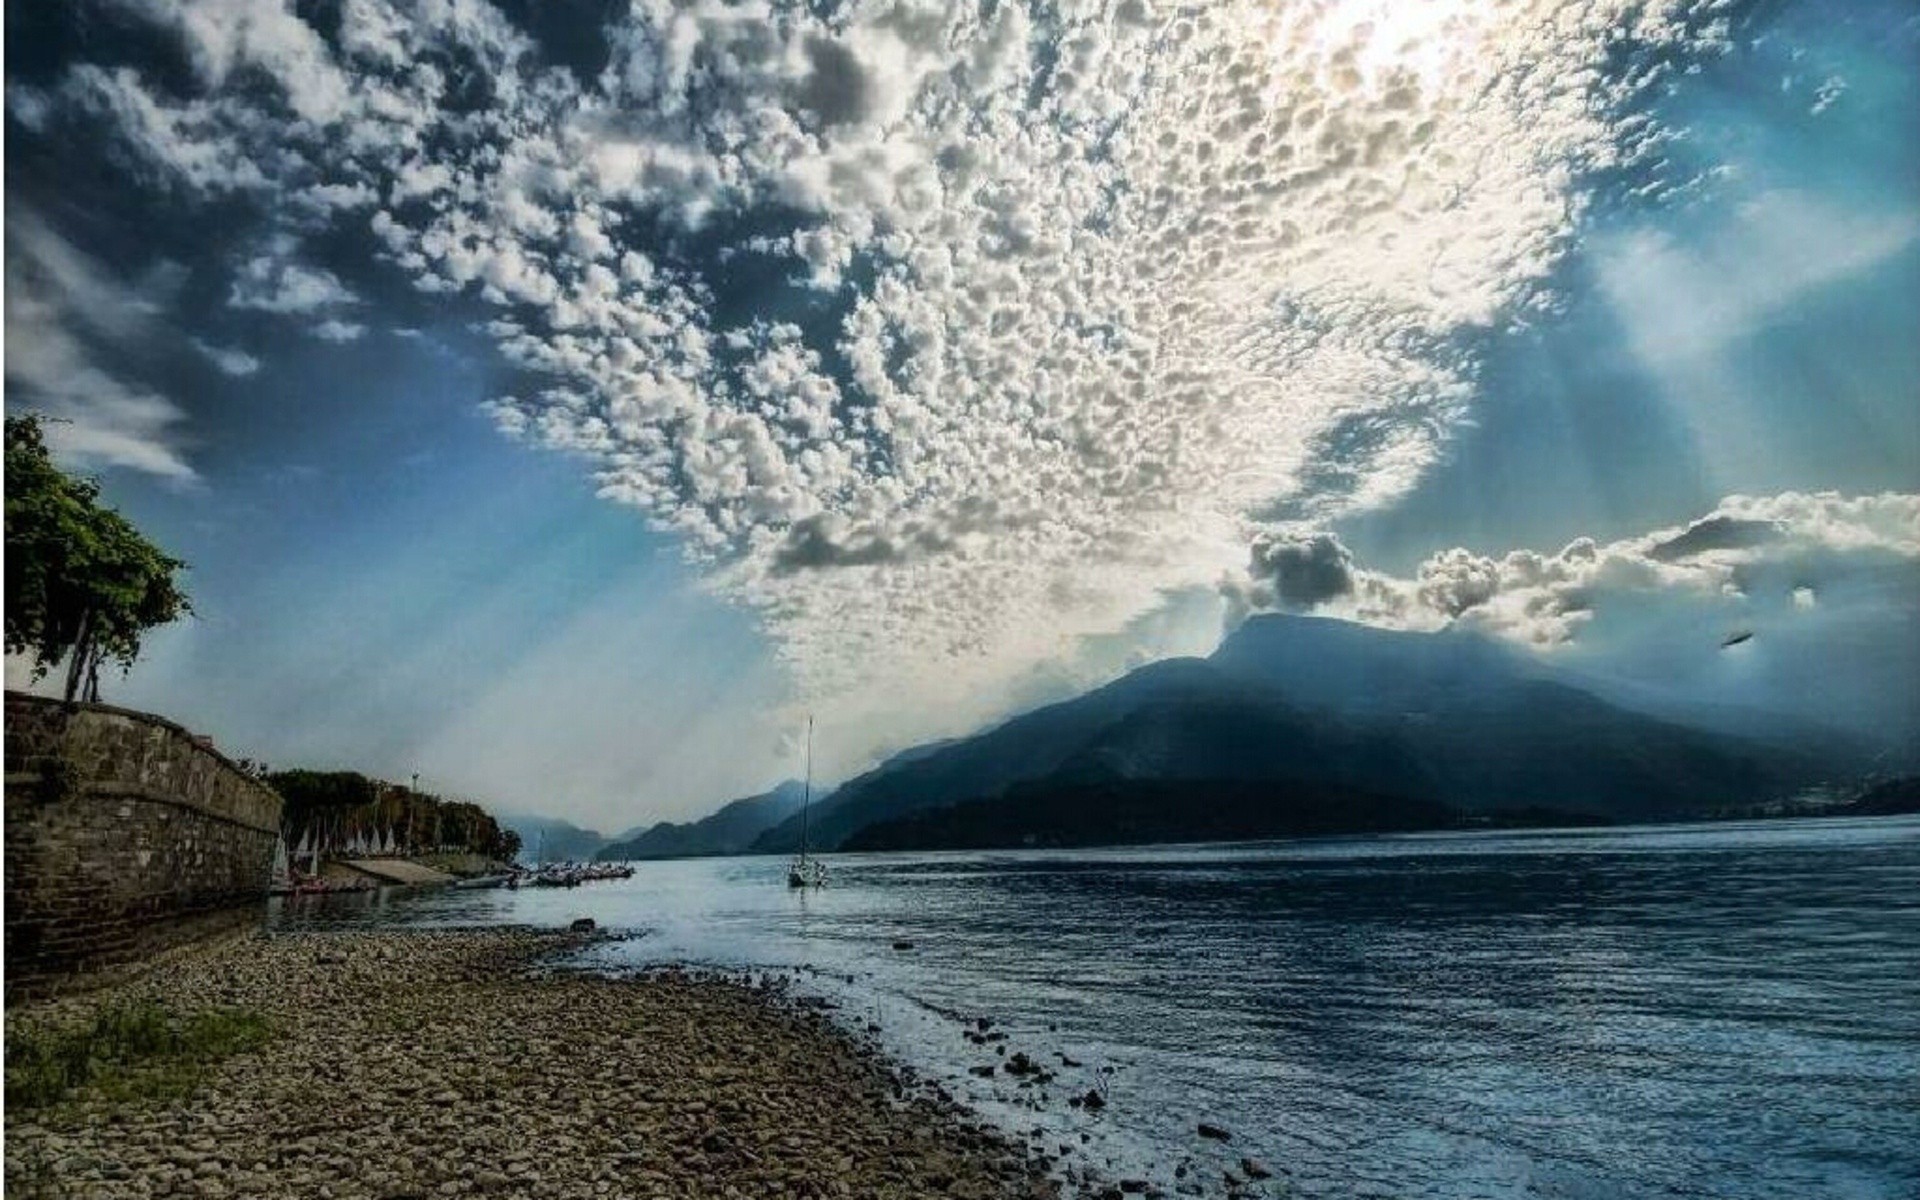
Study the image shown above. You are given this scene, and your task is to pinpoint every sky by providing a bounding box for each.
[5,0,1917,832]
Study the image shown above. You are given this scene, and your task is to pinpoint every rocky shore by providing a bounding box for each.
[4,928,1057,1199]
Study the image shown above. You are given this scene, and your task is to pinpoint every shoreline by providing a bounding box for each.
[4,927,1059,1199]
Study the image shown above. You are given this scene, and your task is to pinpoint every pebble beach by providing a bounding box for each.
[3,928,1059,1200]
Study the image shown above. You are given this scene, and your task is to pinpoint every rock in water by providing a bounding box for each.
[1081,1088,1106,1112]
[569,918,596,933]
[1241,1156,1273,1180]
[1198,1122,1232,1142]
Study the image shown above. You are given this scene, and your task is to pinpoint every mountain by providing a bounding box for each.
[754,614,1843,853]
[499,815,607,864]
[596,780,807,860]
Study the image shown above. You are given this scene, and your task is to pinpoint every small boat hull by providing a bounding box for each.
[788,856,827,889]
[453,873,512,890]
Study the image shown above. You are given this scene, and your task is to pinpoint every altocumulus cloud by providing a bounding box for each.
[23,0,1751,733]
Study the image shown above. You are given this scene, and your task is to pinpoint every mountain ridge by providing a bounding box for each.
[597,780,806,861]
[751,614,1845,853]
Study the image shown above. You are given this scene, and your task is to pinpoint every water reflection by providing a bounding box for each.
[270,817,1920,1199]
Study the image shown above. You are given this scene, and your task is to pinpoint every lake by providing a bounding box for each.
[271,816,1920,1198]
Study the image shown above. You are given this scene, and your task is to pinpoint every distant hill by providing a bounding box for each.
[596,781,806,861]
[754,614,1844,854]
[499,815,607,864]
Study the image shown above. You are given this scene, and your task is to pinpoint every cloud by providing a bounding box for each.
[1647,515,1782,562]
[1810,75,1846,115]
[1233,533,1357,614]
[229,251,358,315]
[193,339,261,376]
[1242,492,1920,648]
[772,513,909,573]
[312,318,367,342]
[1595,190,1920,366]
[3,210,196,480]
[38,0,1735,749]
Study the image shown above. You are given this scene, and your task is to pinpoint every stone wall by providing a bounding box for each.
[5,692,284,997]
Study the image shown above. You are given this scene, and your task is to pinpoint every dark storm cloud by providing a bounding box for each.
[1647,515,1784,561]
[1250,533,1356,610]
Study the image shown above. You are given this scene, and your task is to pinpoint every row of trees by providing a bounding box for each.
[264,768,522,862]
[8,414,524,862]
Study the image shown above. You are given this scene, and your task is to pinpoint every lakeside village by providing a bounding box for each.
[261,767,632,896]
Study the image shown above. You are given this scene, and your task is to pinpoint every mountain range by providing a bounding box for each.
[749,614,1846,854]
[596,781,806,861]
[498,814,615,864]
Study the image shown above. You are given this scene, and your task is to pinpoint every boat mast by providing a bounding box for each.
[799,715,813,859]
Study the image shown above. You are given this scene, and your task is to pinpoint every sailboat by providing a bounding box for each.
[787,716,827,889]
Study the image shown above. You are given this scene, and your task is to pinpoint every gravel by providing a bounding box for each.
[4,928,1059,1199]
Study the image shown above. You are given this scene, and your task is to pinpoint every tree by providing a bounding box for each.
[4,414,192,702]
[492,828,523,863]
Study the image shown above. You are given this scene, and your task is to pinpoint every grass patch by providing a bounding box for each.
[5,1003,271,1111]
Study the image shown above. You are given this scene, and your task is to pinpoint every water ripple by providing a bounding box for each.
[273,816,1920,1199]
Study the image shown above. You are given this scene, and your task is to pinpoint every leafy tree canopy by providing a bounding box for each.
[266,769,521,861]
[5,414,191,700]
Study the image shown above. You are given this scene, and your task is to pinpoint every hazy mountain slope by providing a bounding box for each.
[753,658,1238,853]
[500,815,606,863]
[598,781,806,860]
[754,614,1838,853]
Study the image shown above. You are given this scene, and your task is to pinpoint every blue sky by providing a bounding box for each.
[6,0,1917,829]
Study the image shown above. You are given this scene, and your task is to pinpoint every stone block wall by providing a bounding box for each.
[5,692,284,997]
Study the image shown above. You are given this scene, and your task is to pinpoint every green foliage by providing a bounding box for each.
[4,414,191,698]
[266,768,518,859]
[4,1003,270,1111]
[495,826,523,861]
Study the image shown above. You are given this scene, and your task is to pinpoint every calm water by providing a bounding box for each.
[271,817,1920,1199]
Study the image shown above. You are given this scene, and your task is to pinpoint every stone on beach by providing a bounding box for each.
[3,928,1057,1199]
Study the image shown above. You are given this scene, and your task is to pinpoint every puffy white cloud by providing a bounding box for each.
[1245,492,1920,648]
[44,0,1737,749]
[229,251,359,315]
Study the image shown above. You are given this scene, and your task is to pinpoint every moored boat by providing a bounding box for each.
[453,873,513,889]
[787,716,827,890]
